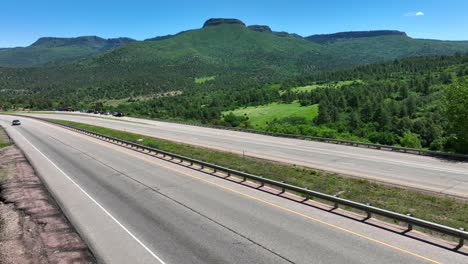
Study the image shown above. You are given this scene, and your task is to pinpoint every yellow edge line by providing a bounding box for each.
[31,114,464,197]
[40,120,442,264]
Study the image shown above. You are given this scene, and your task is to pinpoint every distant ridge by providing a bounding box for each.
[203,18,246,27]
[2,17,468,69]
[0,36,136,67]
[306,30,407,43]
[31,36,136,48]
[146,18,248,42]
[248,25,272,33]
[144,30,196,42]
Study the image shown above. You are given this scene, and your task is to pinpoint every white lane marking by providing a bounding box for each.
[15,130,167,264]
[38,114,468,176]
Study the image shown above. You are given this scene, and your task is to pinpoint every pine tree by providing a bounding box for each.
[446,81,468,153]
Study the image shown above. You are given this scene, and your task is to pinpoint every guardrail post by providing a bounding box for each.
[364,203,372,220]
[456,228,465,250]
[406,214,413,232]
[302,187,309,201]
[332,194,339,210]
[279,181,285,194]
[259,177,264,188]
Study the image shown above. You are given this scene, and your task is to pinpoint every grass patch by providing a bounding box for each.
[0,126,11,149]
[194,76,216,84]
[50,118,468,234]
[104,96,153,107]
[104,91,183,107]
[290,84,321,93]
[224,101,319,128]
[290,80,364,93]
[264,83,282,91]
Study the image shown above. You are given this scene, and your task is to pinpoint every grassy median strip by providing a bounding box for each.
[49,119,468,233]
[0,126,11,149]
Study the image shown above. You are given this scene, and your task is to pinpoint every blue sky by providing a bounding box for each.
[2,0,468,47]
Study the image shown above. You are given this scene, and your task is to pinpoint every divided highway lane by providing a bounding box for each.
[0,116,465,263]
[24,112,468,198]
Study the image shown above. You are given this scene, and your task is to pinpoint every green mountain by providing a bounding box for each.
[2,18,468,104]
[0,36,136,67]
[306,30,407,43]
[317,33,468,65]
[0,22,326,102]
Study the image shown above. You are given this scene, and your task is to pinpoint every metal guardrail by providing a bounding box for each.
[129,116,468,160]
[21,115,467,250]
[20,112,468,159]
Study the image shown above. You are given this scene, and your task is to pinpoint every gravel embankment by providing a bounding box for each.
[0,142,95,263]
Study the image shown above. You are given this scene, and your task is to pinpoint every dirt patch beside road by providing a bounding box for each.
[0,145,95,264]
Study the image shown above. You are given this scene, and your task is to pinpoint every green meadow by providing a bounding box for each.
[291,80,363,93]
[194,76,216,84]
[224,101,319,128]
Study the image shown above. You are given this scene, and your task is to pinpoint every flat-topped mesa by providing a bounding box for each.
[248,25,272,33]
[31,36,136,48]
[307,30,407,43]
[203,18,246,28]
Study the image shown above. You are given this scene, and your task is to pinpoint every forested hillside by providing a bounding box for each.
[2,19,468,106]
[112,53,468,153]
[306,30,407,43]
[1,19,468,152]
[260,54,468,153]
[0,36,135,67]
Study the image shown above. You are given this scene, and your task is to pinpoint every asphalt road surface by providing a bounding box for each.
[0,115,466,263]
[20,112,468,199]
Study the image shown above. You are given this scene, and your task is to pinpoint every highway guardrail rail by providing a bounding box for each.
[130,116,468,160]
[15,114,468,250]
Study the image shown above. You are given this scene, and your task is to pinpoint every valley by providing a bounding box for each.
[2,5,468,263]
[1,18,468,153]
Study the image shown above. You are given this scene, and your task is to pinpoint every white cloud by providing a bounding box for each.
[405,11,425,17]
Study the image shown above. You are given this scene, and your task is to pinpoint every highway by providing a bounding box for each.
[1,114,467,263]
[0,115,467,263]
[21,112,468,198]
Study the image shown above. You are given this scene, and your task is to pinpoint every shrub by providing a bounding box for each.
[400,131,422,149]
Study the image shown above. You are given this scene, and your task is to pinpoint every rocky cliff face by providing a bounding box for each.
[248,25,272,33]
[203,18,246,27]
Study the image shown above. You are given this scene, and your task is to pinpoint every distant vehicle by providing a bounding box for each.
[57,107,74,112]
[12,120,21,126]
[113,112,124,117]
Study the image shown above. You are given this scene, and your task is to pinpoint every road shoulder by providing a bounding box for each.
[0,143,95,263]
